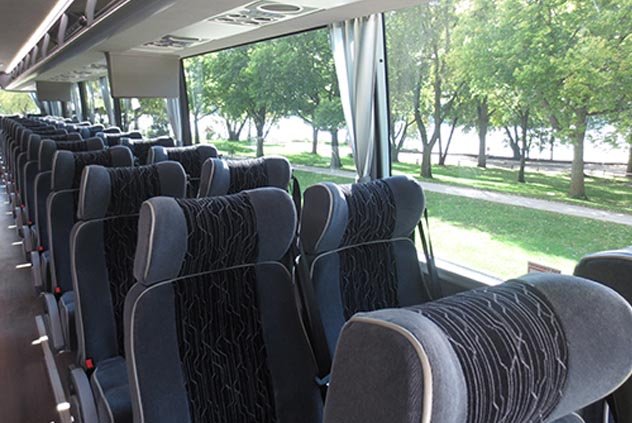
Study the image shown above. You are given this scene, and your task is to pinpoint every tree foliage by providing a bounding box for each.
[0,91,38,115]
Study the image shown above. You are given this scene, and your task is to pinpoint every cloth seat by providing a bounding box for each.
[71,162,186,423]
[125,188,322,423]
[324,273,632,423]
[148,145,218,197]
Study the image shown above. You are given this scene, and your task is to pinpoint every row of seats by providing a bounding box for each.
[1,115,631,423]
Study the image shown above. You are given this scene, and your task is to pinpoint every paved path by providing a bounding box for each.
[293,164,632,227]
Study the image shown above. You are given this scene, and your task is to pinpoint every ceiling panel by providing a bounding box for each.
[0,0,59,72]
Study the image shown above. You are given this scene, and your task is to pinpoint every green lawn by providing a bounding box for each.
[291,169,632,280]
[212,139,632,215]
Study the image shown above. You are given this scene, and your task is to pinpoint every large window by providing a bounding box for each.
[0,91,38,115]
[84,78,112,125]
[183,28,353,184]
[385,1,632,280]
[119,98,172,138]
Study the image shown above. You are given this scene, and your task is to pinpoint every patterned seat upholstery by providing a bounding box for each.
[126,188,322,423]
[22,136,102,260]
[43,146,133,352]
[198,156,292,197]
[298,175,430,365]
[324,273,632,423]
[71,162,186,423]
[574,247,632,423]
[148,145,218,197]
[124,137,175,165]
[98,131,142,147]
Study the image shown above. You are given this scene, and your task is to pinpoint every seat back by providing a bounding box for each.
[574,247,632,423]
[47,146,132,294]
[198,156,291,197]
[299,175,429,360]
[71,162,186,367]
[125,137,175,165]
[148,145,218,197]
[98,130,142,147]
[324,273,632,423]
[127,188,321,423]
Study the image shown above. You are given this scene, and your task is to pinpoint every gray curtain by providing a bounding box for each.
[99,76,114,126]
[166,97,182,145]
[330,14,383,182]
[71,83,83,121]
[29,92,45,115]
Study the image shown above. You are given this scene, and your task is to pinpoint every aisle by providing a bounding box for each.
[0,186,57,422]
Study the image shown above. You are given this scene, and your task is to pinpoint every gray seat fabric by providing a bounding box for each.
[148,145,218,197]
[71,162,186,423]
[124,137,175,166]
[198,156,292,197]
[574,247,632,423]
[299,175,430,363]
[324,273,632,423]
[126,188,322,423]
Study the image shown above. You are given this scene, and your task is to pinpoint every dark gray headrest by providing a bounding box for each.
[324,273,632,423]
[51,146,134,191]
[574,246,632,309]
[148,145,219,177]
[78,161,186,220]
[134,187,296,286]
[301,175,424,256]
[198,156,291,197]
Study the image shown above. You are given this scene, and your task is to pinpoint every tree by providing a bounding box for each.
[505,0,632,198]
[185,56,217,143]
[409,0,462,178]
[0,91,38,115]
[314,97,346,169]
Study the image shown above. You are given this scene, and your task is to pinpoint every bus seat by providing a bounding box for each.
[298,176,431,369]
[198,156,292,197]
[79,124,105,139]
[323,273,632,423]
[97,130,142,147]
[45,146,132,352]
[70,162,186,423]
[148,145,218,197]
[126,188,322,423]
[574,248,632,423]
[124,137,175,166]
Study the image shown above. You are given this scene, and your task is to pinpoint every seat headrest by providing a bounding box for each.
[575,246,632,304]
[134,187,296,286]
[52,146,134,191]
[324,273,632,423]
[39,140,57,172]
[77,161,186,220]
[301,175,424,256]
[199,156,291,197]
[148,145,219,177]
[127,138,176,165]
[27,136,42,161]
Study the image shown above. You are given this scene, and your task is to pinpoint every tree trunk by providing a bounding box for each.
[255,121,265,157]
[569,111,588,199]
[311,127,319,155]
[518,111,529,183]
[477,99,489,168]
[439,119,458,166]
[626,144,632,177]
[194,117,200,144]
[421,147,433,178]
[330,129,341,169]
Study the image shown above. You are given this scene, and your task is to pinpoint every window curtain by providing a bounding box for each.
[71,83,83,121]
[166,97,182,145]
[99,76,114,126]
[330,14,383,182]
[29,92,45,115]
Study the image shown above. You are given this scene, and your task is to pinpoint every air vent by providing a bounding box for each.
[210,1,316,27]
[144,35,204,50]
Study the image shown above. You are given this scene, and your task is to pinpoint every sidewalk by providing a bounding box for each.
[293,164,632,227]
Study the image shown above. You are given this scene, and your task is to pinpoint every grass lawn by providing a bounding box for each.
[212,139,632,215]
[292,169,632,280]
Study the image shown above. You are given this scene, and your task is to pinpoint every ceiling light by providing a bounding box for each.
[6,0,75,73]
[257,3,303,14]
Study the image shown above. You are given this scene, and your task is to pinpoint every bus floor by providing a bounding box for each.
[0,188,57,422]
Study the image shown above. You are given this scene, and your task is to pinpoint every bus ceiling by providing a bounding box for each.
[1,0,423,92]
